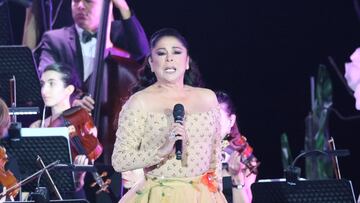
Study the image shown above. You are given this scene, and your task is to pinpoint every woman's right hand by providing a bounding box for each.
[156,123,188,158]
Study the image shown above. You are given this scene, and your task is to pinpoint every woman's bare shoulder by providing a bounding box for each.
[187,87,218,109]
[124,87,157,110]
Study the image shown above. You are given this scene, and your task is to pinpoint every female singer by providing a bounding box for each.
[112,28,227,203]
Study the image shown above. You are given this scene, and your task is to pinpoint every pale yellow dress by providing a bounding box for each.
[112,103,227,203]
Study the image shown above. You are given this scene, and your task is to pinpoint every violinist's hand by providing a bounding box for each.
[73,155,90,191]
[72,96,95,112]
[228,151,243,176]
[157,123,188,158]
[228,151,247,187]
[74,155,91,166]
[112,0,131,19]
[228,151,257,193]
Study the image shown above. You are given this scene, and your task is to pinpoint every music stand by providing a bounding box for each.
[251,179,356,203]
[1,127,75,197]
[0,45,41,107]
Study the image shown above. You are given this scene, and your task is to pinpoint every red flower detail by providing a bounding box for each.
[201,170,218,192]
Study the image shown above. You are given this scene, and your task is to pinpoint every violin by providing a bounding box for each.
[49,106,110,193]
[225,135,260,175]
[49,106,103,161]
[0,146,19,200]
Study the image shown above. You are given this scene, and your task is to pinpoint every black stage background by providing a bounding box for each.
[6,0,360,198]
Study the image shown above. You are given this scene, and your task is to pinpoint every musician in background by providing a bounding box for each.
[0,99,10,140]
[23,0,73,50]
[344,48,360,203]
[216,91,258,203]
[0,98,9,203]
[36,0,149,163]
[37,0,149,100]
[0,98,21,201]
[30,63,94,198]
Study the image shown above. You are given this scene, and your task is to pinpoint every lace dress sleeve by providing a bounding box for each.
[209,107,223,190]
[112,103,164,172]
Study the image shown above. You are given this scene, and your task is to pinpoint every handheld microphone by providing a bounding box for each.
[173,104,185,160]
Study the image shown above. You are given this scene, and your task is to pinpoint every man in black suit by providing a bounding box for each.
[38,0,149,78]
[36,0,149,164]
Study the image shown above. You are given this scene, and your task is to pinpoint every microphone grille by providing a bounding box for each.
[173,104,185,120]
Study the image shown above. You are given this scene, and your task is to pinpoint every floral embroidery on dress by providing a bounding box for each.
[200,170,218,192]
[134,170,219,203]
[135,178,197,203]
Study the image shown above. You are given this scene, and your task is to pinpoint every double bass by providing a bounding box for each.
[86,0,143,165]
[53,0,140,193]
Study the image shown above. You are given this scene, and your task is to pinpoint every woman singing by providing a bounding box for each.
[112,28,227,203]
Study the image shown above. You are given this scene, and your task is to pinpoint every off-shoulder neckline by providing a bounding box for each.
[123,105,220,116]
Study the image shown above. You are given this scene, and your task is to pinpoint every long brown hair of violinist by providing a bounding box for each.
[0,98,10,139]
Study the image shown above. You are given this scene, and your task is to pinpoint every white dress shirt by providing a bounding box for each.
[75,25,97,82]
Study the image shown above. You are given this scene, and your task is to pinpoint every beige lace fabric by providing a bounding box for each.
[112,104,222,185]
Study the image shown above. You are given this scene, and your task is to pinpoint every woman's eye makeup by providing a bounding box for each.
[156,51,166,56]
[155,47,185,56]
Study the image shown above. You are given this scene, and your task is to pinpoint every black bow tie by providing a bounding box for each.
[82,30,97,43]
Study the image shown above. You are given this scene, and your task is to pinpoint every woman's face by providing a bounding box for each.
[219,102,236,139]
[40,70,72,107]
[148,36,190,84]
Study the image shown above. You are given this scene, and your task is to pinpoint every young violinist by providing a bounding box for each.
[216,91,258,203]
[30,63,97,198]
